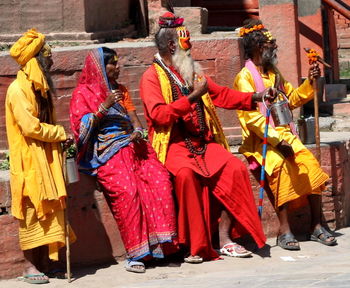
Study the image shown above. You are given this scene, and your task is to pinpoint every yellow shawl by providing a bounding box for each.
[152,63,229,164]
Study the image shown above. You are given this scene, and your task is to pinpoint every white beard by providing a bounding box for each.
[172,48,202,87]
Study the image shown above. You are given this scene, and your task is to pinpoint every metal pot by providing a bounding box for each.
[66,157,80,184]
[270,92,293,126]
[297,117,315,144]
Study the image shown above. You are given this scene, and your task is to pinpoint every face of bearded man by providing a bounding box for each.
[261,43,278,71]
[172,42,202,88]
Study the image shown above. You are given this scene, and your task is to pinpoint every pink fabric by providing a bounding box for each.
[244,59,298,139]
[97,140,178,260]
[245,59,276,129]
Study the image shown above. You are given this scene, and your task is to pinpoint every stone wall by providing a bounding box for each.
[0,0,133,42]
[0,35,244,150]
[1,142,350,279]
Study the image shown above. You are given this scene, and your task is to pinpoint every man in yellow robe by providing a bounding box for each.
[5,29,75,284]
[233,19,337,251]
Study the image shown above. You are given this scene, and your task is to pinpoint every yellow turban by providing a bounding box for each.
[10,28,45,66]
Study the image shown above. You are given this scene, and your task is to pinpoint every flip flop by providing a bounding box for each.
[220,242,252,258]
[277,232,300,251]
[184,255,203,264]
[310,226,337,246]
[17,273,50,284]
[124,259,146,273]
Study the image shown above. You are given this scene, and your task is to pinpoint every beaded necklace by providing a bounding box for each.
[154,56,210,176]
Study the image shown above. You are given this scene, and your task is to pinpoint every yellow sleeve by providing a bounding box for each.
[283,78,314,110]
[234,68,283,147]
[8,86,66,142]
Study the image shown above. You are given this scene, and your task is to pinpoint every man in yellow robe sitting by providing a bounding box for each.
[233,19,337,250]
[5,29,75,284]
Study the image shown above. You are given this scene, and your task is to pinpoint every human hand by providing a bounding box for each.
[103,89,123,109]
[253,87,277,103]
[276,140,294,158]
[62,134,74,150]
[188,74,208,103]
[129,131,143,142]
[308,62,320,83]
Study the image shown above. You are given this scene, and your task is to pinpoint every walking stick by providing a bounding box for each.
[304,48,332,162]
[258,96,271,218]
[62,150,72,283]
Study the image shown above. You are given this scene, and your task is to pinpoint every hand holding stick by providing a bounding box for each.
[303,48,332,162]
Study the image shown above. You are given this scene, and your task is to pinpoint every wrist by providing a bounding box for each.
[133,127,144,138]
[95,103,109,118]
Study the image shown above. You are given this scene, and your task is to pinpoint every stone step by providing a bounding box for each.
[0,25,137,45]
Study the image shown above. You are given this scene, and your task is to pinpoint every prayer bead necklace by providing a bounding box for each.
[154,58,210,176]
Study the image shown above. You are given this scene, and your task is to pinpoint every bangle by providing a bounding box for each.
[95,110,105,119]
[99,103,109,113]
[134,127,144,138]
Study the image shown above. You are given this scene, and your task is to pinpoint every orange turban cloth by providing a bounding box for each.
[10,29,45,66]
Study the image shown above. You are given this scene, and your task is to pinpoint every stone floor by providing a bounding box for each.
[2,227,349,288]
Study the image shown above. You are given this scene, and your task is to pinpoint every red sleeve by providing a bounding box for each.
[140,65,192,126]
[206,76,254,110]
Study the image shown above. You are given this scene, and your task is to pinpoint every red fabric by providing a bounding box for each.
[140,65,254,142]
[140,64,266,260]
[174,153,266,260]
[97,141,178,260]
[70,50,109,140]
[70,50,135,141]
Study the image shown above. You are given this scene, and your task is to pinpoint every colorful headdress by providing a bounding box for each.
[159,12,184,28]
[239,24,264,37]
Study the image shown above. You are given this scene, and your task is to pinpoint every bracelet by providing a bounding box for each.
[95,110,105,119]
[133,127,144,138]
[99,103,109,113]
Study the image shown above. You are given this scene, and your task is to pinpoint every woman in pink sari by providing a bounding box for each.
[70,47,178,273]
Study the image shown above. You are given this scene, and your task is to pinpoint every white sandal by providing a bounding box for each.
[184,255,203,264]
[124,259,146,273]
[220,242,252,258]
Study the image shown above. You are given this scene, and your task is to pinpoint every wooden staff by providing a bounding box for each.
[313,69,321,162]
[62,150,72,283]
[304,48,332,162]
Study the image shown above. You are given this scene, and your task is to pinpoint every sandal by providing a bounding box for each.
[220,242,252,258]
[277,232,300,251]
[184,255,203,264]
[124,259,146,273]
[17,273,50,284]
[310,226,337,246]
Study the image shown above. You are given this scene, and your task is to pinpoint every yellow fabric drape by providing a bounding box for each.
[234,66,328,208]
[152,63,229,164]
[19,198,76,260]
[10,28,45,66]
[234,66,315,176]
[5,70,72,259]
[267,149,327,209]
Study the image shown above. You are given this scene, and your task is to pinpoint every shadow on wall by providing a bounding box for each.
[59,173,126,269]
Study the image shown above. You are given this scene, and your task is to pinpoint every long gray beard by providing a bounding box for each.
[172,48,202,87]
